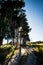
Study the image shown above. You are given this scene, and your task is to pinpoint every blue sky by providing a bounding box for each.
[25,0,43,41]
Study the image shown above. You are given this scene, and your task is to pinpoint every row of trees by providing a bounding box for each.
[0,0,31,45]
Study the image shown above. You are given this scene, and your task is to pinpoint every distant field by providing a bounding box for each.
[26,41,43,47]
[32,43,43,47]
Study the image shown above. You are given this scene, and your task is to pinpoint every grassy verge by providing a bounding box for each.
[26,42,43,65]
[0,44,16,64]
[32,44,43,65]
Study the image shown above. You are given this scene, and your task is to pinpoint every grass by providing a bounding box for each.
[0,42,43,65]
[0,44,16,64]
[32,43,43,65]
[26,42,43,65]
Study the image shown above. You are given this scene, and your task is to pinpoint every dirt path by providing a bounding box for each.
[4,47,37,65]
[18,47,37,65]
[4,47,26,65]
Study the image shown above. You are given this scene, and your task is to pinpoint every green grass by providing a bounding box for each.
[32,44,43,65]
[0,42,43,65]
[0,44,16,64]
[26,42,43,65]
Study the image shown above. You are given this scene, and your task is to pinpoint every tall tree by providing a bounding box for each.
[0,1,6,45]
[0,0,31,46]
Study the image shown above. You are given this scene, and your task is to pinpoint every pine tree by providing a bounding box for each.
[0,0,31,45]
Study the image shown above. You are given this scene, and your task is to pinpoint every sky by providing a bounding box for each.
[25,0,43,42]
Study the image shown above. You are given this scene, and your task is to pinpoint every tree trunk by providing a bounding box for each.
[17,29,19,44]
[15,29,18,48]
[19,33,21,56]
[0,36,3,45]
[7,38,9,44]
[13,37,14,44]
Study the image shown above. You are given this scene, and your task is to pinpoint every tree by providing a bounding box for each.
[0,1,6,45]
[17,12,31,44]
[0,0,25,45]
[0,0,31,46]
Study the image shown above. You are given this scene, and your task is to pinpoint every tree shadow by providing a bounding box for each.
[18,55,28,65]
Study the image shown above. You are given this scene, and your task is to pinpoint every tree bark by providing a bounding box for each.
[0,36,3,45]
